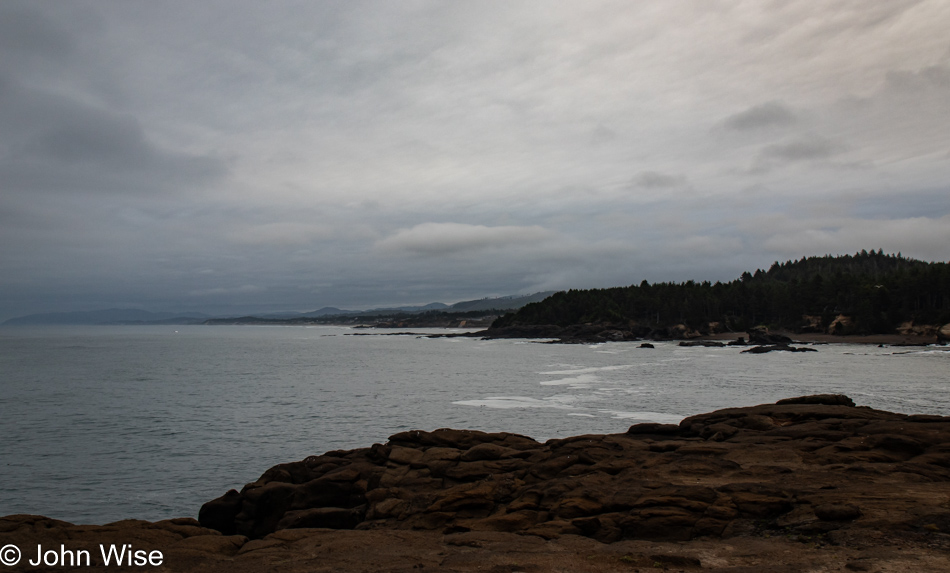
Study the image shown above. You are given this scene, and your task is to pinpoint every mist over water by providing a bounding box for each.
[1,325,947,524]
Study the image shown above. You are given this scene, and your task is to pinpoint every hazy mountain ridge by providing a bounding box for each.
[2,309,210,326]
[2,293,554,326]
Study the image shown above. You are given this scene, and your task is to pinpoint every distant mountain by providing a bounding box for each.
[2,309,210,326]
[448,292,555,312]
[3,293,558,327]
[356,302,450,315]
[287,297,542,319]
[295,307,356,318]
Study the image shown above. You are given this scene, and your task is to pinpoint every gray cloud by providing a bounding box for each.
[632,171,688,189]
[760,136,841,162]
[0,2,72,61]
[377,223,555,256]
[1,1,949,320]
[0,75,226,195]
[724,101,797,131]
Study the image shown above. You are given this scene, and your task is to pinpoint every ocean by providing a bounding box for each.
[1,324,947,524]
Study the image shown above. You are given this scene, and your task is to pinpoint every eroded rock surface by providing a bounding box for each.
[196,395,950,547]
[6,395,950,572]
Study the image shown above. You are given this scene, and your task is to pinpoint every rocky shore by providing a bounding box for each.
[5,395,950,571]
[430,324,945,347]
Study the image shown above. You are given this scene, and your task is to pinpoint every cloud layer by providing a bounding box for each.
[1,1,948,319]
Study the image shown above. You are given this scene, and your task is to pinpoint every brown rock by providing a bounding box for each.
[179,394,950,555]
[814,504,862,521]
[460,443,518,461]
[776,394,856,407]
[276,506,364,530]
[387,446,424,465]
[199,489,243,535]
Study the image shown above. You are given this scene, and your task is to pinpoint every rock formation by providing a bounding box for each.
[198,395,950,546]
[6,395,950,572]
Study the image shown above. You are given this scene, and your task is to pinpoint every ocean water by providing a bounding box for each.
[1,324,948,525]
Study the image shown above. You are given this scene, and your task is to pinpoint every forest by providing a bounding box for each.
[492,250,950,335]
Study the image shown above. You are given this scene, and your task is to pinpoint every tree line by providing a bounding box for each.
[493,250,950,334]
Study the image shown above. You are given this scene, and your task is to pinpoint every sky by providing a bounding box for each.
[1,0,949,320]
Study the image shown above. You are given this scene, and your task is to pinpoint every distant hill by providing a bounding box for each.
[493,251,949,335]
[448,292,555,312]
[2,293,556,327]
[279,295,552,320]
[299,307,355,318]
[202,293,556,326]
[3,309,209,326]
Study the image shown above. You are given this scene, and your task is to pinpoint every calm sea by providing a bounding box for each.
[1,325,948,524]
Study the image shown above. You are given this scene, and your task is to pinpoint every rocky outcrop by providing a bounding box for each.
[7,396,950,572]
[747,327,793,345]
[938,323,950,344]
[898,321,939,337]
[8,514,950,573]
[828,314,854,333]
[196,396,950,548]
[741,344,817,353]
[444,324,754,344]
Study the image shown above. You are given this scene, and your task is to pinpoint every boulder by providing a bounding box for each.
[198,489,243,535]
[748,327,793,345]
[742,344,816,353]
[776,394,855,407]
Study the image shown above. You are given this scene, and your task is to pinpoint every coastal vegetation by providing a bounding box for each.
[493,251,950,336]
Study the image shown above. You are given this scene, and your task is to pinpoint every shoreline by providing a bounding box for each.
[5,395,950,571]
[701,330,941,346]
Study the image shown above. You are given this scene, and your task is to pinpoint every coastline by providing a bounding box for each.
[430,324,945,346]
[5,395,950,571]
[702,331,941,346]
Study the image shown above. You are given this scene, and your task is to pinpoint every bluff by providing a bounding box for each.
[491,251,950,338]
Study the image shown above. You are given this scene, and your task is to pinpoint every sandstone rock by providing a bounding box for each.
[172,533,247,555]
[182,394,950,556]
[276,506,364,530]
[199,489,243,535]
[828,314,853,333]
[388,445,425,465]
[898,321,938,337]
[627,422,682,436]
[460,443,518,461]
[777,394,856,407]
[420,447,461,464]
[814,504,862,521]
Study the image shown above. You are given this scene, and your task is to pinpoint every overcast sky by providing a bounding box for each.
[2,1,949,320]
